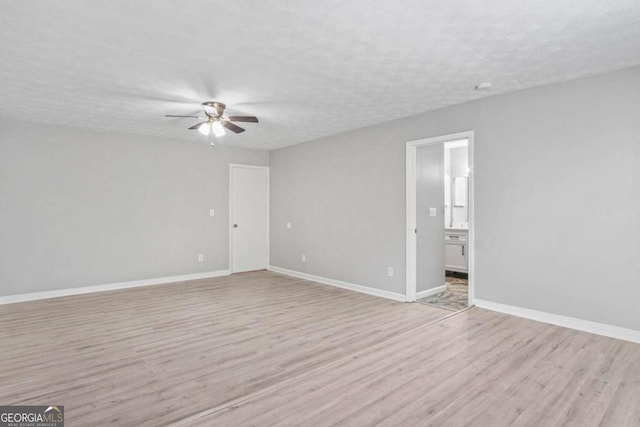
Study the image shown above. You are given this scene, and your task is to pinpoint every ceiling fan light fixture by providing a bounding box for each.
[198,122,211,136]
[211,121,226,137]
[166,101,256,141]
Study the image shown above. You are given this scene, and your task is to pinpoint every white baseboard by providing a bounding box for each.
[475,299,640,344]
[0,270,231,304]
[268,265,407,302]
[415,285,446,300]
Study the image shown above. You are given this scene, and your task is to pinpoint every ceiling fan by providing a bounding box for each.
[165,101,258,141]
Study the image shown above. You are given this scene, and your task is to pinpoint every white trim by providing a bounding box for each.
[415,285,447,300]
[405,142,417,302]
[228,163,271,171]
[468,134,475,307]
[229,164,270,273]
[229,165,234,273]
[268,265,406,302]
[405,131,475,306]
[0,270,231,304]
[475,299,640,344]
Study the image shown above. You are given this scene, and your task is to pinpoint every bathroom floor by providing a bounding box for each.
[417,275,468,311]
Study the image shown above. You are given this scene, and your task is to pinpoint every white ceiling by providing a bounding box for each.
[1,1,640,150]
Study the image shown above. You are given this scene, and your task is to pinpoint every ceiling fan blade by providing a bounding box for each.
[166,114,204,119]
[188,121,208,130]
[227,116,259,123]
[222,121,245,133]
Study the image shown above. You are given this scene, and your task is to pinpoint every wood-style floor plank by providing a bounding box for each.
[0,271,449,425]
[3,271,640,426]
[197,308,640,427]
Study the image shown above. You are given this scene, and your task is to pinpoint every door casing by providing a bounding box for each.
[405,131,475,305]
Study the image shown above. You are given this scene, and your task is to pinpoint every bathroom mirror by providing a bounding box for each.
[444,141,469,229]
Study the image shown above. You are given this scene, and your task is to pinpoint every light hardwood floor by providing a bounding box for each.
[2,271,640,426]
[0,271,449,425]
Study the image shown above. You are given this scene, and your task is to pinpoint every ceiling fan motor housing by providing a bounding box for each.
[202,101,226,117]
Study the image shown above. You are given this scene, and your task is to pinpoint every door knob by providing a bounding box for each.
[233,224,238,228]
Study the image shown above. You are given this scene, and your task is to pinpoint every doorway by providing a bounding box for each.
[405,131,474,308]
[229,164,269,273]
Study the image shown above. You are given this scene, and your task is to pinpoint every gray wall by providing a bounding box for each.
[0,119,268,295]
[270,66,640,331]
[416,144,445,293]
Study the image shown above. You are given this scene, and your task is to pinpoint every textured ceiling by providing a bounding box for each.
[1,1,640,150]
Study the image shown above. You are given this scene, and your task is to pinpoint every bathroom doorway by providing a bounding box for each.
[405,131,474,310]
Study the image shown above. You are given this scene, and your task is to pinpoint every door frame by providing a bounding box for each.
[229,163,270,273]
[405,131,475,305]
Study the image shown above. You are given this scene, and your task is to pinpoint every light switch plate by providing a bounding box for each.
[209,209,215,217]
[429,208,437,217]
[286,222,292,229]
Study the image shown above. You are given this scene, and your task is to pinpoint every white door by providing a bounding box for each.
[230,165,269,273]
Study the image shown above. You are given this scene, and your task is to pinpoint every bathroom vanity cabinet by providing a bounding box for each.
[445,229,468,273]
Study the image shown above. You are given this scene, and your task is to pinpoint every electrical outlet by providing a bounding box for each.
[301,254,306,263]
[198,254,204,262]
[387,267,394,277]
